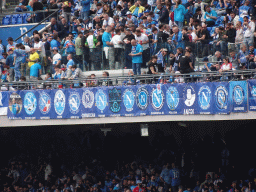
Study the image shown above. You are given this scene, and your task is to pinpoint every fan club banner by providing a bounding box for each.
[6,81,254,119]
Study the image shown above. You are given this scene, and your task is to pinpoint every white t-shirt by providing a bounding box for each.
[86,35,96,48]
[52,53,62,66]
[34,41,46,57]
[135,33,149,50]
[103,17,114,27]
[111,34,123,48]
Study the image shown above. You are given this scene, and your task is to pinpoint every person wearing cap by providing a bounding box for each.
[133,180,146,192]
[6,37,17,52]
[48,47,62,74]
[125,11,138,26]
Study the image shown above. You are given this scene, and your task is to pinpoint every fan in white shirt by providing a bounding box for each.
[110,29,124,48]
[103,14,114,29]
[135,29,149,50]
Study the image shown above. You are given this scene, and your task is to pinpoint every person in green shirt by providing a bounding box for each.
[85,30,98,48]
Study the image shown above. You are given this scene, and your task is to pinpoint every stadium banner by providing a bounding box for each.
[80,87,97,118]
[0,91,9,116]
[229,81,248,113]
[148,84,166,116]
[51,89,69,119]
[196,82,214,115]
[5,81,254,119]
[37,90,52,119]
[94,87,109,118]
[212,82,230,114]
[8,91,23,119]
[164,83,184,115]
[134,85,150,117]
[66,88,82,119]
[183,83,198,115]
[120,85,137,117]
[248,79,256,111]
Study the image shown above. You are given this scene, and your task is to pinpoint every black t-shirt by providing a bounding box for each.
[147,61,158,74]
[157,31,169,43]
[179,56,192,71]
[33,2,44,11]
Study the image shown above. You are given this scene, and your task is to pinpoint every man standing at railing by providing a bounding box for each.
[102,26,113,70]
[135,28,149,68]
[129,39,143,75]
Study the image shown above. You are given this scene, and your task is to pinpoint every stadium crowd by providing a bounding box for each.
[1,0,256,83]
[1,129,256,192]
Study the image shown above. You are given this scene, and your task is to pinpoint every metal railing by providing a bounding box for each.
[1,70,256,91]
[14,8,60,41]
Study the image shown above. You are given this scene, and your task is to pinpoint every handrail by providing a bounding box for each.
[14,8,61,41]
[1,69,256,89]
[0,9,59,16]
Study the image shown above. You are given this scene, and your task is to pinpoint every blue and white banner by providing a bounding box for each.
[0,91,9,116]
[212,82,230,114]
[4,81,254,119]
[229,81,248,113]
[248,79,256,111]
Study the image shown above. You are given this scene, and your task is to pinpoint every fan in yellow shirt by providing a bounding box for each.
[27,48,40,67]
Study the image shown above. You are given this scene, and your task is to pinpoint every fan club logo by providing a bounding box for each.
[250,85,256,97]
[95,89,107,112]
[198,85,211,110]
[82,90,94,108]
[233,85,244,105]
[151,88,164,110]
[123,89,135,112]
[69,92,81,114]
[166,86,179,111]
[183,85,196,114]
[109,88,122,113]
[9,93,22,115]
[24,92,37,115]
[215,85,228,110]
[54,90,66,116]
[136,87,149,110]
[39,92,51,114]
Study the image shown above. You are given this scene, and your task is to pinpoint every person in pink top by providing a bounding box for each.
[219,57,232,73]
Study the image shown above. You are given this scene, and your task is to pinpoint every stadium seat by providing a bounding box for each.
[2,16,11,25]
[23,13,31,23]
[17,15,23,24]
[11,14,19,25]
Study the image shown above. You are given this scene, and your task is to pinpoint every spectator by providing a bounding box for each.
[66,54,75,78]
[179,50,194,74]
[223,23,236,53]
[32,0,44,22]
[30,61,42,80]
[147,56,158,74]
[102,26,114,69]
[235,21,244,52]
[75,32,83,68]
[13,43,27,81]
[33,36,47,73]
[59,18,70,39]
[203,5,217,27]
[129,39,143,75]
[64,33,76,55]
[135,28,150,68]
[85,30,98,48]
[174,0,188,29]
[202,57,212,72]
[49,18,62,36]
[156,48,168,72]
[5,49,15,82]
[242,16,255,52]
[68,64,83,80]
[129,1,145,17]
[102,14,114,29]
[48,47,62,73]
[6,37,17,52]
[158,4,169,25]
[171,26,184,52]
[110,29,124,69]
[157,24,169,44]
[229,51,239,69]
[237,44,249,67]
[219,57,232,73]
[80,0,90,21]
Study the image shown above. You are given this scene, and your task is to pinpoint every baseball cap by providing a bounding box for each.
[8,49,13,52]
[52,47,58,51]
[144,10,150,13]
[126,11,132,15]
[7,37,13,41]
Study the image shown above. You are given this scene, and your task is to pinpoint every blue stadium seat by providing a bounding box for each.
[17,15,23,24]
[2,16,11,25]
[23,13,31,23]
[11,14,19,25]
